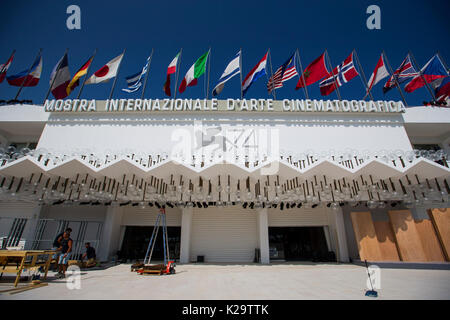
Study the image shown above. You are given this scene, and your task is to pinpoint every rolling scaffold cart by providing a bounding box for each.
[136,207,176,275]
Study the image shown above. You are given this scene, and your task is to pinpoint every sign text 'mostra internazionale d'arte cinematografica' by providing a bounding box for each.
[44,98,406,113]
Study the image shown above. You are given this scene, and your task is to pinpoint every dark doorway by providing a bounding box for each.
[269,227,332,262]
[119,226,181,262]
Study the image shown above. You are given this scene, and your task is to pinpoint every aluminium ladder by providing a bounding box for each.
[143,208,170,266]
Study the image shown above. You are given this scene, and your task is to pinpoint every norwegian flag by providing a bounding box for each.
[319,52,358,96]
[267,53,298,93]
[383,54,418,94]
[0,51,15,83]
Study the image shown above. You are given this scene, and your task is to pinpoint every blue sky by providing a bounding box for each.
[0,0,448,106]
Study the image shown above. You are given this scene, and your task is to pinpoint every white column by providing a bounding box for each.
[179,207,193,264]
[333,207,349,262]
[99,206,123,262]
[257,208,270,264]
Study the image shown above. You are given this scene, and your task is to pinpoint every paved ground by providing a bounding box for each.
[1,263,449,300]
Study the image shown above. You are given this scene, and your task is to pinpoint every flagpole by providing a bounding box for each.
[173,48,182,100]
[0,49,16,95]
[382,50,408,106]
[267,49,276,100]
[437,51,450,74]
[353,49,375,101]
[108,49,126,101]
[14,48,42,101]
[239,48,243,99]
[325,49,341,100]
[206,47,211,100]
[141,48,154,100]
[43,48,68,104]
[296,49,309,99]
[77,48,97,100]
[409,51,437,102]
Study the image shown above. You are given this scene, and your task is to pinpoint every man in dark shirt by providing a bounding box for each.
[51,228,72,270]
[56,231,73,278]
[81,242,97,268]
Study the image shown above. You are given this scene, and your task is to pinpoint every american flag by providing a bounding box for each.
[267,53,298,93]
[383,54,418,94]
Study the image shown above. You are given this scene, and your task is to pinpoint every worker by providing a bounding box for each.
[56,231,73,278]
[81,242,97,268]
[51,228,72,270]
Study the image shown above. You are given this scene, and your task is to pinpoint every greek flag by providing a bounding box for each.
[212,50,241,96]
[122,55,150,93]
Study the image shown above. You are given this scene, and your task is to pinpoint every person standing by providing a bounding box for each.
[56,231,73,278]
[51,228,72,270]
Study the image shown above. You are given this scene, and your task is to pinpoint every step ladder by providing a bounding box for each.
[143,207,170,266]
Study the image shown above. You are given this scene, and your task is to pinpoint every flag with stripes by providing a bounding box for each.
[383,54,418,94]
[267,53,298,93]
[212,50,240,96]
[122,55,151,93]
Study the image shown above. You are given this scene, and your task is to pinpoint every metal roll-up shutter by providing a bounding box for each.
[268,207,329,226]
[0,201,39,218]
[190,207,258,263]
[121,206,181,226]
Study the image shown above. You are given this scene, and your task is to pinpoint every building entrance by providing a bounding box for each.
[268,227,333,261]
[119,226,181,262]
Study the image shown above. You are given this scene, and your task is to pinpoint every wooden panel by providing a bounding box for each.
[350,212,382,261]
[415,219,445,262]
[428,208,450,261]
[388,210,427,262]
[373,221,400,261]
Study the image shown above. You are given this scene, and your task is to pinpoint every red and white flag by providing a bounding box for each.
[365,53,389,97]
[0,51,15,83]
[163,52,180,96]
[86,53,124,84]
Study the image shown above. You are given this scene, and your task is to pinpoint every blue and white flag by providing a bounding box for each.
[122,55,151,93]
[212,50,241,96]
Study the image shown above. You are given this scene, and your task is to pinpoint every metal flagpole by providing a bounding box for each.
[1,49,15,95]
[296,49,309,99]
[239,48,243,99]
[173,48,182,100]
[14,48,42,101]
[382,50,408,106]
[353,49,375,101]
[141,48,154,100]
[77,48,97,99]
[108,48,126,101]
[206,47,211,100]
[437,51,449,74]
[325,49,341,100]
[43,48,68,104]
[267,49,276,100]
[409,50,437,102]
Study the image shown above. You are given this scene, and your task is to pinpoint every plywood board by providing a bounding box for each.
[373,221,400,261]
[415,219,445,262]
[350,212,382,261]
[428,208,450,261]
[388,210,427,262]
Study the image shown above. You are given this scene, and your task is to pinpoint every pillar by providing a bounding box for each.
[257,208,270,264]
[99,206,123,262]
[179,207,193,264]
[333,207,350,262]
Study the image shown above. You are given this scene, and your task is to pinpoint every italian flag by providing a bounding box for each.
[179,50,209,93]
[163,51,180,97]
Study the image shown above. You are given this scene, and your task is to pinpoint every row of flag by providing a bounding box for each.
[0,49,448,103]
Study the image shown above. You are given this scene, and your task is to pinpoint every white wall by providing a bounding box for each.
[37,112,412,155]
